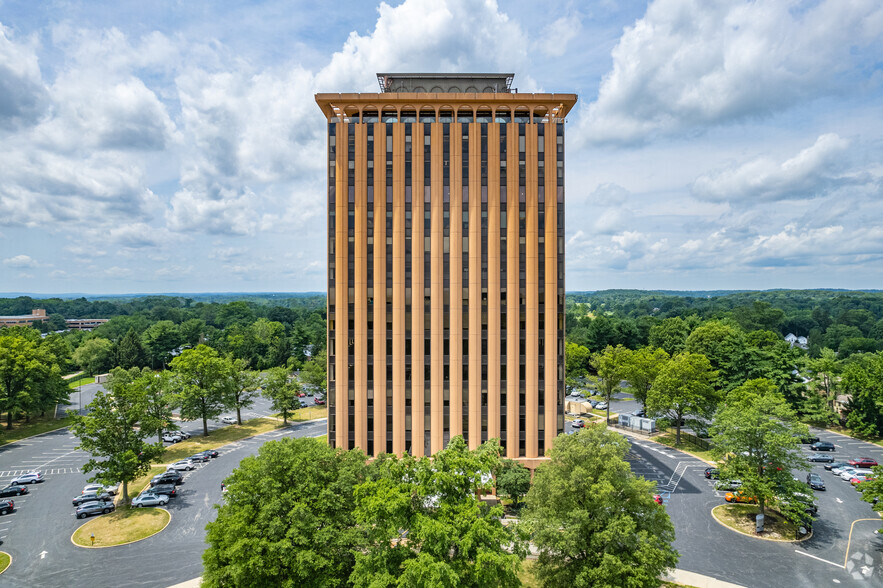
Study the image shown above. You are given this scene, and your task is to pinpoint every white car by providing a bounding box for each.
[837,467,858,479]
[132,492,169,507]
[220,416,236,425]
[162,432,183,443]
[10,472,44,485]
[167,460,195,472]
[842,468,873,481]
[82,483,104,494]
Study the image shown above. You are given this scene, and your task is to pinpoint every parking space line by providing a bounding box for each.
[795,550,844,569]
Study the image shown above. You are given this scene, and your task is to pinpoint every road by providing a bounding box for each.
[0,417,327,587]
[621,426,883,587]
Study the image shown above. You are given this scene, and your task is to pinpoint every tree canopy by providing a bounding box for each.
[522,426,678,587]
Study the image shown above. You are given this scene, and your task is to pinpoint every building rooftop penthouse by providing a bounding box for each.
[315,72,577,124]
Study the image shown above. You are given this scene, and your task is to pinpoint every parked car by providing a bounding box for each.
[150,483,178,498]
[595,402,608,410]
[150,471,183,486]
[798,435,820,444]
[73,491,111,506]
[825,461,850,471]
[704,467,719,479]
[76,501,115,519]
[806,473,825,491]
[715,479,743,491]
[197,449,219,459]
[848,458,879,468]
[167,460,195,472]
[131,492,170,507]
[653,494,663,505]
[162,433,183,443]
[189,453,210,463]
[0,485,28,498]
[298,391,307,398]
[832,465,856,476]
[82,483,104,494]
[808,453,834,463]
[810,441,835,452]
[851,474,876,487]
[842,468,874,481]
[314,396,326,405]
[778,493,818,515]
[725,491,756,504]
[220,416,237,425]
[173,430,191,440]
[105,482,120,495]
[10,471,44,485]
[0,499,14,515]
[571,419,585,428]
[588,399,599,408]
[632,409,646,418]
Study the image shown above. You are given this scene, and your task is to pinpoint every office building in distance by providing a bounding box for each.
[316,74,577,466]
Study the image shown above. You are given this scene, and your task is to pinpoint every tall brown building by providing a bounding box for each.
[316,74,576,466]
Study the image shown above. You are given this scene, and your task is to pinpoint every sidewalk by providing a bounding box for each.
[614,424,715,465]
[666,568,746,587]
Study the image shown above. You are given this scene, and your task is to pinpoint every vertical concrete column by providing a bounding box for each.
[430,122,444,453]
[486,122,500,442]
[335,122,348,450]
[525,124,539,458]
[544,122,558,449]
[449,122,463,439]
[412,124,425,457]
[506,127,519,460]
[373,123,387,453]
[354,124,368,452]
[468,122,481,450]
[392,123,406,456]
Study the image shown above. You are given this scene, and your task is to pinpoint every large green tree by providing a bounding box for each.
[710,379,812,531]
[565,342,591,393]
[495,458,531,508]
[114,328,147,370]
[138,368,180,443]
[262,367,301,425]
[620,346,669,407]
[841,352,883,437]
[352,436,526,588]
[591,344,630,422]
[300,350,327,393]
[523,426,678,587]
[70,367,164,503]
[0,329,67,428]
[228,358,260,425]
[646,352,719,444]
[72,337,114,376]
[171,345,232,436]
[141,320,183,369]
[684,320,745,391]
[807,347,840,412]
[203,437,368,587]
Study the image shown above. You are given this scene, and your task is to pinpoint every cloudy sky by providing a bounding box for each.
[1,0,881,295]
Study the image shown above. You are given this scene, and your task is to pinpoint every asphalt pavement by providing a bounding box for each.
[619,426,883,587]
[0,416,327,587]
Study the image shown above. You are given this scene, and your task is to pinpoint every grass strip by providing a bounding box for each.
[72,507,170,547]
[0,552,9,574]
[162,418,282,462]
[712,504,805,541]
[654,432,715,463]
[289,405,326,422]
[67,375,96,389]
[0,415,72,447]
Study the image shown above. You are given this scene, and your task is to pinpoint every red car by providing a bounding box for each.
[298,392,307,398]
[848,458,878,468]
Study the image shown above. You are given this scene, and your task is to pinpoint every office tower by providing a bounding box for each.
[316,74,576,466]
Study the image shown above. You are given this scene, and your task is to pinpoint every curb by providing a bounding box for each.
[0,551,10,574]
[71,507,172,549]
[710,504,811,543]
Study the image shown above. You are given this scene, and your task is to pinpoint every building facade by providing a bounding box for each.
[0,309,48,327]
[316,74,576,465]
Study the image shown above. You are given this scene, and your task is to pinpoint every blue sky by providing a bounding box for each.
[1,0,881,294]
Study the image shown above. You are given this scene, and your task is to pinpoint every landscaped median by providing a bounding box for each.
[163,417,283,462]
[711,504,810,542]
[71,507,171,548]
[0,551,10,574]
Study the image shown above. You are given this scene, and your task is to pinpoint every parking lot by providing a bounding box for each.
[621,426,883,587]
[0,413,326,587]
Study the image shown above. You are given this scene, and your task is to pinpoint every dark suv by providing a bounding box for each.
[810,441,835,452]
[150,472,183,486]
[150,484,178,498]
[0,500,13,515]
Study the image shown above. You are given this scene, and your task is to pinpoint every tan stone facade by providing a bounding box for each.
[316,75,576,461]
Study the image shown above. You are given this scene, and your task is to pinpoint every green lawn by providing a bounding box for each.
[0,415,72,446]
[67,374,96,389]
[288,405,326,422]
[162,418,283,462]
[72,507,170,547]
[0,551,9,574]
